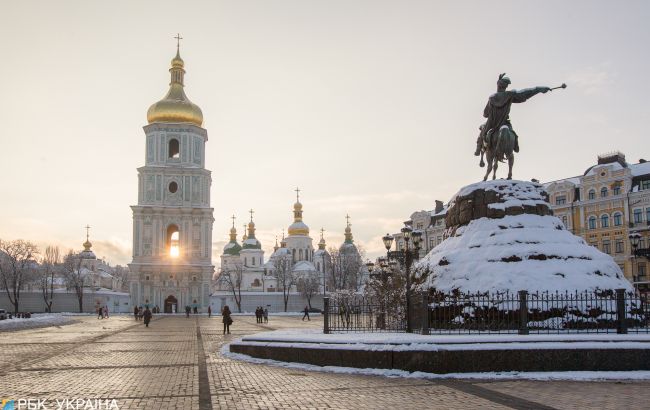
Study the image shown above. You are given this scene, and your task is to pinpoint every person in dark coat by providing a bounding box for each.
[302,305,310,321]
[208,305,212,318]
[143,307,152,327]
[133,306,139,321]
[263,308,269,324]
[222,305,232,334]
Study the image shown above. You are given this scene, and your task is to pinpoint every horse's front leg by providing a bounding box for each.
[483,157,492,181]
[492,160,498,180]
[507,154,514,180]
[479,151,485,168]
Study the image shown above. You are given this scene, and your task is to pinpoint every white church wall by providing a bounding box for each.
[210,292,324,313]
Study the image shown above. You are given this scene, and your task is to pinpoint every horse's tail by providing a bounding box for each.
[496,127,514,162]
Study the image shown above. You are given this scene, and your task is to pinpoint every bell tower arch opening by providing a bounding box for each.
[167,224,180,258]
[169,138,180,158]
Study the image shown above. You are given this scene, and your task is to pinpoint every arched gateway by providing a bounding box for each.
[164,295,178,313]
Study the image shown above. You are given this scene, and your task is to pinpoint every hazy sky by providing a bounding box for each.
[1,1,649,266]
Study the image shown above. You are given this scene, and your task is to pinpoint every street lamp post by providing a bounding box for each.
[382,227,422,333]
[629,232,646,297]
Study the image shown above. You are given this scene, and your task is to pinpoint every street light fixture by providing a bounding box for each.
[382,234,394,251]
[385,225,422,332]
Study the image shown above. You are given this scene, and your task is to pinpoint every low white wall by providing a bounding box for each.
[0,291,132,313]
[210,292,324,313]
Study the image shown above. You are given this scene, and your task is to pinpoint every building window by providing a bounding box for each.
[639,263,647,279]
[299,249,303,260]
[613,212,623,226]
[642,180,650,190]
[244,257,247,265]
[640,238,646,249]
[634,209,643,223]
[555,195,567,205]
[252,257,255,266]
[429,239,434,249]
[416,223,423,230]
[588,190,595,200]
[145,275,150,281]
[168,181,178,193]
[168,138,180,159]
[615,240,624,253]
[252,279,261,287]
[646,208,650,223]
[561,215,568,227]
[601,214,609,228]
[602,240,611,254]
[588,216,597,230]
[600,187,608,198]
[613,185,621,195]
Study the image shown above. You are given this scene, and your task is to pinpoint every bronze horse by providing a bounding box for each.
[479,125,516,181]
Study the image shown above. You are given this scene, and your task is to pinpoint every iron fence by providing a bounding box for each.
[324,289,650,334]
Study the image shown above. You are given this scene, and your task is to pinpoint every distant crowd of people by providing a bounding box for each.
[96,305,109,319]
[255,306,269,324]
[133,306,152,327]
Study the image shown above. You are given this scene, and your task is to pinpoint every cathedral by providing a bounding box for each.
[216,191,364,294]
[128,44,214,313]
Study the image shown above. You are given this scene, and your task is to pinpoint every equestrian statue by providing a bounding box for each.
[476,73,566,181]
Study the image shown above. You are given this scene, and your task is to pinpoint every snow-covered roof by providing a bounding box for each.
[314,248,329,257]
[631,161,650,177]
[431,205,448,217]
[584,162,625,176]
[293,260,316,272]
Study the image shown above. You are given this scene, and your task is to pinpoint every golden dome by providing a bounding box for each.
[147,49,203,127]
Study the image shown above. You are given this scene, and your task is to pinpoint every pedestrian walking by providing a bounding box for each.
[263,308,268,324]
[138,307,144,321]
[255,307,260,323]
[208,305,212,318]
[133,306,138,321]
[222,305,232,334]
[103,305,109,319]
[97,306,103,320]
[143,307,152,327]
[302,305,310,321]
[185,305,191,318]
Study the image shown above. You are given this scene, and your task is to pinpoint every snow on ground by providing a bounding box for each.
[0,313,76,331]
[234,329,650,352]
[221,343,650,381]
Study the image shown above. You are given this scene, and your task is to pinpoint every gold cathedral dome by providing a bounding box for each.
[147,47,203,127]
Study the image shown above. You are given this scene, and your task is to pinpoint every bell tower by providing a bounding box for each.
[128,40,214,313]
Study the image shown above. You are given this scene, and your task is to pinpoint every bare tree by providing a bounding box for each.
[216,261,244,313]
[327,245,364,292]
[62,250,86,313]
[272,254,297,312]
[296,273,320,309]
[112,265,129,291]
[39,245,60,312]
[0,239,39,314]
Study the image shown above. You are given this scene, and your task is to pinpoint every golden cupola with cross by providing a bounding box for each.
[287,188,310,236]
[147,37,204,127]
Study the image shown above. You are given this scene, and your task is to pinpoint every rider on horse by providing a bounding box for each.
[475,73,551,157]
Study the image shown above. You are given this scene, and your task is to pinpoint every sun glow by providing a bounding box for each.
[170,231,180,258]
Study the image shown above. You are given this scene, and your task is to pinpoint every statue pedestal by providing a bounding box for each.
[417,180,631,293]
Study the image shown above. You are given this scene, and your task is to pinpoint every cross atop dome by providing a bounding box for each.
[295,187,301,203]
[231,214,236,228]
[174,33,183,52]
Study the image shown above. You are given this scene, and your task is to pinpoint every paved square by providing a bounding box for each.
[1,315,649,409]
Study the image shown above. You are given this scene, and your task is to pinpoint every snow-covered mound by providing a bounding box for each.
[417,180,631,293]
[0,313,76,331]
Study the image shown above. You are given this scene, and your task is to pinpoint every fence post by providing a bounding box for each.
[421,292,430,335]
[518,290,529,335]
[323,297,330,334]
[616,288,627,334]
